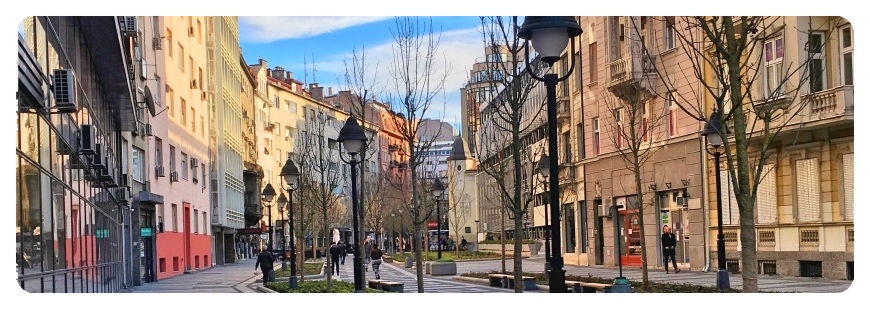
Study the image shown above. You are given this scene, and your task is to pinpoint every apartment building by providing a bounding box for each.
[239,55,262,258]
[17,16,140,292]
[205,16,245,265]
[460,46,512,158]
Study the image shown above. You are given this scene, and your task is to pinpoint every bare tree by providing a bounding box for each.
[647,16,831,292]
[296,105,346,292]
[289,159,320,282]
[384,16,450,293]
[475,16,550,293]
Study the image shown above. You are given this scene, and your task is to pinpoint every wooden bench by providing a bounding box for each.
[488,273,536,291]
[368,279,386,289]
[379,281,404,293]
[566,280,613,293]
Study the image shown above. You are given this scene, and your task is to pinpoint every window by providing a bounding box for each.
[191,160,198,182]
[285,126,291,138]
[197,19,202,42]
[592,117,600,156]
[615,109,623,149]
[284,100,291,111]
[808,32,826,93]
[189,57,195,82]
[276,149,282,162]
[666,92,677,137]
[193,210,199,234]
[167,87,174,116]
[155,75,162,106]
[796,158,820,222]
[664,16,676,50]
[158,205,164,232]
[166,29,173,56]
[563,131,572,162]
[843,153,854,221]
[756,164,777,224]
[642,101,649,142]
[203,212,208,233]
[202,163,206,190]
[764,36,784,98]
[181,152,188,179]
[169,145,176,174]
[178,44,185,71]
[840,25,853,86]
[273,96,279,107]
[589,42,598,82]
[191,107,196,132]
[560,54,569,96]
[132,147,144,183]
[180,99,187,125]
[577,122,585,159]
[154,137,163,167]
[719,170,740,225]
[172,204,178,232]
[200,117,204,137]
[574,51,581,89]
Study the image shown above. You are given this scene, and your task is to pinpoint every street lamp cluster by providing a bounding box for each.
[336,116,368,293]
[260,158,301,288]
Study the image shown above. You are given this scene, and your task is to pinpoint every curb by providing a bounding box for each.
[452,275,550,291]
[256,285,278,293]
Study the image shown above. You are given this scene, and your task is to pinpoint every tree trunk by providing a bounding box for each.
[634,161,650,288]
[359,144,367,284]
[501,208,506,274]
[513,215,523,293]
[323,211,332,292]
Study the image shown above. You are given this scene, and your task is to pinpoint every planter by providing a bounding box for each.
[430,261,457,276]
[478,243,541,256]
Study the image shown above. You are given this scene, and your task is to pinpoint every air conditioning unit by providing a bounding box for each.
[122,16,138,37]
[99,151,114,182]
[190,158,198,168]
[170,171,179,182]
[79,124,96,155]
[121,173,132,187]
[117,186,131,203]
[188,26,195,37]
[91,143,106,170]
[190,79,198,89]
[155,166,165,177]
[676,196,689,206]
[52,69,78,112]
[152,37,162,50]
[145,123,153,136]
[56,122,79,155]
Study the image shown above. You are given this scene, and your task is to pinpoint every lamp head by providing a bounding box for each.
[280,158,300,186]
[337,116,368,155]
[261,183,276,202]
[537,153,551,177]
[518,17,582,65]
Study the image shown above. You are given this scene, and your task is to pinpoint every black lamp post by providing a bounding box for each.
[391,213,396,254]
[279,158,300,288]
[261,184,276,251]
[518,16,582,293]
[701,109,730,291]
[537,154,551,271]
[432,178,445,260]
[277,193,288,271]
[337,116,368,293]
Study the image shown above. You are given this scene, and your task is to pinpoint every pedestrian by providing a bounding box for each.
[364,236,373,272]
[255,249,274,284]
[329,242,342,276]
[661,225,680,274]
[370,244,384,279]
[460,236,468,251]
[339,241,347,265]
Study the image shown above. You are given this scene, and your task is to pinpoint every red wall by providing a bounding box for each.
[155,232,212,280]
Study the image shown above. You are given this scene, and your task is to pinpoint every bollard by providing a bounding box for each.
[405,257,413,268]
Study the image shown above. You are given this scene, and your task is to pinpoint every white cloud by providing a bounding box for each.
[313,26,483,123]
[239,16,391,43]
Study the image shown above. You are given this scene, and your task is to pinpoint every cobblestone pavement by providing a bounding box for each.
[123,258,264,293]
[454,256,853,293]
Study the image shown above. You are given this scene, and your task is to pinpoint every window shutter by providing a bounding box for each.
[718,170,732,224]
[757,164,777,224]
[843,154,854,221]
[729,172,740,224]
[797,158,820,222]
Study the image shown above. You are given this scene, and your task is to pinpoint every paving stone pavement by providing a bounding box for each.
[123,258,264,293]
[454,256,853,293]
[331,255,517,293]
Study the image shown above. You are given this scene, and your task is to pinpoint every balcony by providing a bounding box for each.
[607,52,658,98]
[556,99,571,123]
[800,85,854,123]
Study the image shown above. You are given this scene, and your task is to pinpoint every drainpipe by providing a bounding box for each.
[578,25,590,267]
[698,20,711,272]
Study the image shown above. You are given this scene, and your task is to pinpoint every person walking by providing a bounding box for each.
[661,225,680,274]
[460,236,468,251]
[255,250,274,284]
[329,242,342,276]
[370,244,384,279]
[363,236,373,272]
[338,241,347,265]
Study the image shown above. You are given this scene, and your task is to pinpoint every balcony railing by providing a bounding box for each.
[802,85,854,120]
[607,50,658,96]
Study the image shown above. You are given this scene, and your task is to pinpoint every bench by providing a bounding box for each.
[488,274,507,287]
[566,280,613,293]
[488,273,536,291]
[368,279,386,289]
[379,281,404,293]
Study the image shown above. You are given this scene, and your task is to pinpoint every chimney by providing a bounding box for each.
[272,66,286,81]
[286,71,293,81]
[309,83,324,101]
[328,87,334,96]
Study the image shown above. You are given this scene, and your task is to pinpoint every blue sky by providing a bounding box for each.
[239,16,487,131]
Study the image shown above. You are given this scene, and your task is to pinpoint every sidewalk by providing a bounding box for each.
[123,258,265,293]
[454,256,852,292]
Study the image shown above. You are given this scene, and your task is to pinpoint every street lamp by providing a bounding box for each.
[337,116,368,293]
[261,184,276,251]
[536,154,551,271]
[518,16,582,293]
[391,213,396,254]
[277,193,288,271]
[279,158,300,288]
[701,109,730,291]
[432,177,445,260]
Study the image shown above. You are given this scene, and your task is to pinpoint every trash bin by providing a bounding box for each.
[405,257,413,268]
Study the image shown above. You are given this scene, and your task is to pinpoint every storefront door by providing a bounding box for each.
[620,210,643,266]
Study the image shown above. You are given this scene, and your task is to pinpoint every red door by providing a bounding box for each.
[620,210,643,266]
[183,203,191,271]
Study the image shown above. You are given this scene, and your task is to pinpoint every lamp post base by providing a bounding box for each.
[352,255,365,293]
[547,267,567,293]
[611,277,632,293]
[288,276,298,289]
[717,269,731,291]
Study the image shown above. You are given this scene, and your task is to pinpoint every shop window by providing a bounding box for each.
[159,258,166,273]
[799,260,822,278]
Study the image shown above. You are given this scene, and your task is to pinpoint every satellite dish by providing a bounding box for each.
[143,86,157,117]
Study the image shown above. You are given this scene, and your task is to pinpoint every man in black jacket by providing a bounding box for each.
[255,250,274,283]
[661,225,680,274]
[329,242,342,276]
